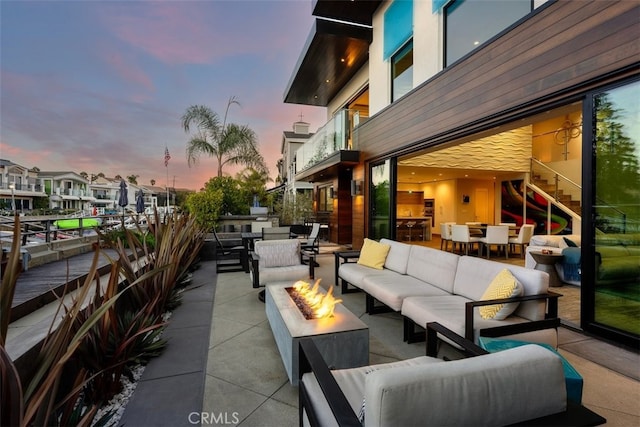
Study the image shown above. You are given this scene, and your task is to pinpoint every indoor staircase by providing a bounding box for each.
[528,158,582,221]
[530,175,581,216]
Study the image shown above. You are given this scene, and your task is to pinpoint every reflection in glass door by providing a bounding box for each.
[590,79,640,343]
[370,160,392,240]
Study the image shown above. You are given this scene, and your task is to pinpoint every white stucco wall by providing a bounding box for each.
[367,0,551,116]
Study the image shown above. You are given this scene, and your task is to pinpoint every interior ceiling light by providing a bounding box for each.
[473,40,480,45]
[326,79,330,83]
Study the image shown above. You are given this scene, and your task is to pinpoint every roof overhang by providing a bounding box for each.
[312,0,381,26]
[295,150,360,182]
[283,18,372,107]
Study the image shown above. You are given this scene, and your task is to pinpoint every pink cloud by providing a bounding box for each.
[98,2,314,66]
[99,3,226,64]
[101,46,154,96]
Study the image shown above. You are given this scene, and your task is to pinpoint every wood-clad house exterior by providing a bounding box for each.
[284,0,639,347]
[354,0,639,247]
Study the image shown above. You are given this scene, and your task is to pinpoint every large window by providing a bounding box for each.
[392,41,413,102]
[318,186,333,212]
[590,79,640,341]
[445,0,532,66]
[370,160,392,240]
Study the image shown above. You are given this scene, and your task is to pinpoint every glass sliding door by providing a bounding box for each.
[370,160,393,240]
[588,79,640,343]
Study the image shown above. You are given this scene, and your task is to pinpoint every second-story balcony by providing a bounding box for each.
[0,182,47,196]
[294,109,366,182]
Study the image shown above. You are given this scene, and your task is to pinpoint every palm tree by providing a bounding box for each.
[127,174,139,184]
[181,96,268,177]
[150,179,156,186]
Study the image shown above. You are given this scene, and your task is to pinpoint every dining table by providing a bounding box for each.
[467,224,519,237]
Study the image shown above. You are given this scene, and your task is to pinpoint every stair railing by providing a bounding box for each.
[526,159,582,234]
[530,158,581,204]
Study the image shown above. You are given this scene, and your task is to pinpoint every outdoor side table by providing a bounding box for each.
[529,250,564,287]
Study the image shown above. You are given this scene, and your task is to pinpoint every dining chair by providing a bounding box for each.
[479,225,510,259]
[300,223,321,266]
[451,224,481,255]
[440,223,452,251]
[500,222,518,238]
[212,229,247,273]
[262,226,292,240]
[508,224,535,258]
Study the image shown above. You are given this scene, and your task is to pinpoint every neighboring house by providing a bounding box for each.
[88,176,119,213]
[37,171,94,212]
[278,120,315,218]
[284,1,639,347]
[0,159,47,212]
[142,185,173,211]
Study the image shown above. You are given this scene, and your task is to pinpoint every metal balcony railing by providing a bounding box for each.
[295,109,367,173]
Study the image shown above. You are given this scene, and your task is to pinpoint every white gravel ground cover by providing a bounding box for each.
[90,311,173,426]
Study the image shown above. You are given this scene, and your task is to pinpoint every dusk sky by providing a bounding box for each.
[0,0,326,190]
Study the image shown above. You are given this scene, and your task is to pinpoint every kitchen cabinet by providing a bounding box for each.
[397,191,423,204]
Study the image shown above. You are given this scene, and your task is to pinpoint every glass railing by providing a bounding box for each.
[530,159,581,208]
[295,109,367,173]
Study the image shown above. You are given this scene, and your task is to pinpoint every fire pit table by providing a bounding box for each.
[265,281,369,385]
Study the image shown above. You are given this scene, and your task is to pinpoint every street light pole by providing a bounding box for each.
[9,183,16,215]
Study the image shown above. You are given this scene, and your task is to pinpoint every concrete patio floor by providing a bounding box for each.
[203,249,640,427]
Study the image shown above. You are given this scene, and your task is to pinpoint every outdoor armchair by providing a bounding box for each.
[250,239,315,289]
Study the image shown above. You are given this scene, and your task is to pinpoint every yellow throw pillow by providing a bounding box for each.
[479,269,523,320]
[357,238,391,270]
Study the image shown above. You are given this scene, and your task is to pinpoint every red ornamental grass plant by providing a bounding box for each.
[0,211,205,426]
[1,215,25,427]
[100,210,205,319]
[0,215,135,426]
[69,261,169,410]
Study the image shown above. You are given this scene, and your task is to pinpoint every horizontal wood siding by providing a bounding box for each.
[357,0,640,159]
[335,170,353,244]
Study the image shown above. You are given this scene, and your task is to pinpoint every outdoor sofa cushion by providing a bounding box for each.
[357,238,391,269]
[301,344,566,427]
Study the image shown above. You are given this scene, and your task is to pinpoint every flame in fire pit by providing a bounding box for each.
[288,279,343,319]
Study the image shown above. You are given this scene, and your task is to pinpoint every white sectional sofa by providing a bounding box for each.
[525,234,582,286]
[335,239,560,347]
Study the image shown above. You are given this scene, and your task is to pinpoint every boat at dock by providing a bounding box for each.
[53,218,102,230]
